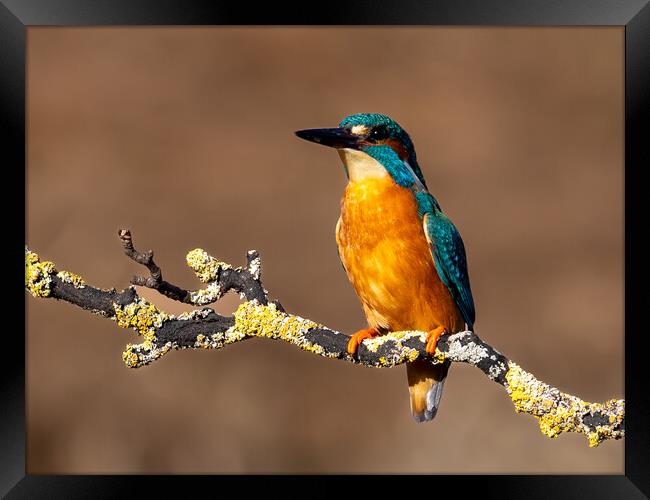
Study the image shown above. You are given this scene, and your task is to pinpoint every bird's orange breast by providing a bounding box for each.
[336,177,464,333]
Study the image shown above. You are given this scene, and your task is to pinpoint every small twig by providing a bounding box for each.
[118,229,192,303]
[117,228,268,305]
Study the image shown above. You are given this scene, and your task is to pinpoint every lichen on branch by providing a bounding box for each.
[505,362,624,446]
[24,232,625,448]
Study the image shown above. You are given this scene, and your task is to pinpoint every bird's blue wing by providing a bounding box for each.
[420,197,475,329]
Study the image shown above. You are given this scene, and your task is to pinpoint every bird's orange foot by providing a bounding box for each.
[425,326,447,355]
[347,327,381,356]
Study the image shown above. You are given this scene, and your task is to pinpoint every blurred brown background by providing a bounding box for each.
[26,27,623,473]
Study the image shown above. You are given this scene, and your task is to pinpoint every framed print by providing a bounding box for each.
[5,0,650,497]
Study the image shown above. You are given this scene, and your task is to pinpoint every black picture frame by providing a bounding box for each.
[5,0,649,497]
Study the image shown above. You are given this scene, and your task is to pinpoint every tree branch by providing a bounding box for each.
[118,229,268,306]
[25,231,624,448]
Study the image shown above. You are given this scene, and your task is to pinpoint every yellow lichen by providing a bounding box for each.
[408,349,422,362]
[506,362,578,438]
[186,248,231,283]
[505,361,624,447]
[538,404,576,438]
[195,334,214,349]
[506,362,539,413]
[122,341,172,369]
[432,350,446,364]
[25,248,56,297]
[232,301,325,355]
[588,429,604,447]
[113,297,169,348]
[56,270,86,288]
[122,347,140,368]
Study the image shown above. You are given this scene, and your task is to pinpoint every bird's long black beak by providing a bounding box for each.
[294,127,361,149]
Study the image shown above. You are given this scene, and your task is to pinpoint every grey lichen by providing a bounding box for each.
[445,332,490,365]
[488,361,508,381]
[247,250,261,281]
[176,308,213,320]
[189,281,223,306]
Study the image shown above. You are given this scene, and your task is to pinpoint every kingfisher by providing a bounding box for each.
[295,113,476,422]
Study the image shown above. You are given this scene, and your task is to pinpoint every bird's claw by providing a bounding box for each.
[347,327,380,356]
[425,326,447,355]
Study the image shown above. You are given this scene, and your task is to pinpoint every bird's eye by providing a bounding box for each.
[368,126,388,141]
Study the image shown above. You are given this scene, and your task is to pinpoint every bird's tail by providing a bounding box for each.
[406,359,450,422]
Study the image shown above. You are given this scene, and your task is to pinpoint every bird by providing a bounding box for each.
[295,113,476,422]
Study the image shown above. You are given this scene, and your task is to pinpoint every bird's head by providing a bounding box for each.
[295,113,427,189]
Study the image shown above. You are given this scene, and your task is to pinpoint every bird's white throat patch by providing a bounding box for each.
[338,148,388,182]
